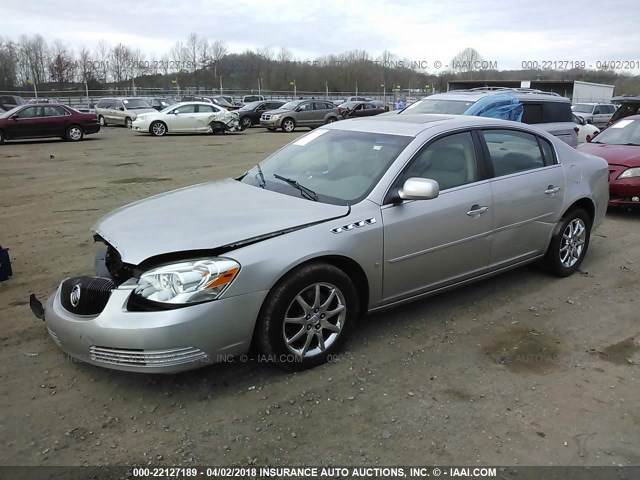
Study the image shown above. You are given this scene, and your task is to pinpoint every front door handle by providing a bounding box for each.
[545,185,561,195]
[467,205,489,216]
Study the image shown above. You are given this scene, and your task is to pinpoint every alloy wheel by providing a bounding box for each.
[559,218,586,268]
[282,283,346,358]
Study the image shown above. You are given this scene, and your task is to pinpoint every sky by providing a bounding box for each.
[3,0,640,73]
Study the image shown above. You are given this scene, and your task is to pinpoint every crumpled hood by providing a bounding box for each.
[92,179,349,265]
[577,143,640,167]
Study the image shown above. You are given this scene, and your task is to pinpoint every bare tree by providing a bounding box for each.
[169,41,187,73]
[95,40,110,83]
[109,44,130,84]
[48,40,76,88]
[450,47,483,79]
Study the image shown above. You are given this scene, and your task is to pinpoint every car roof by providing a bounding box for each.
[612,95,640,103]
[324,113,554,137]
[430,88,569,103]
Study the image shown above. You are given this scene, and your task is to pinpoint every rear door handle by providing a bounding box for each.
[467,205,489,216]
[545,185,561,194]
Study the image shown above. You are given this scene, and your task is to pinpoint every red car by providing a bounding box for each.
[0,103,100,144]
[577,114,640,208]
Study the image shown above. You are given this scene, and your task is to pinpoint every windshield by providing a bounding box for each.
[240,101,262,111]
[402,98,475,115]
[573,104,595,114]
[281,100,304,110]
[123,98,151,109]
[240,129,413,205]
[592,119,640,145]
[0,106,23,118]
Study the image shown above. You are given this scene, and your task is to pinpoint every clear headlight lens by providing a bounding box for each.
[618,167,640,179]
[271,114,281,121]
[134,258,240,304]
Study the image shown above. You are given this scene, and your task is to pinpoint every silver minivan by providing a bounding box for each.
[95,97,156,128]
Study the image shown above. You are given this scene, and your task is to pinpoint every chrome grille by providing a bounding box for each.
[47,327,62,347]
[89,346,208,367]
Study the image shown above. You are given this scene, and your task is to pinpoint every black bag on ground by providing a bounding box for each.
[0,245,12,281]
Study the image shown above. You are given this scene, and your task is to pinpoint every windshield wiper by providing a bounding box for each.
[273,173,318,201]
[256,164,266,188]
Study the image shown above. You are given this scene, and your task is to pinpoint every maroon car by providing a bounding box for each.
[577,114,640,208]
[0,103,100,144]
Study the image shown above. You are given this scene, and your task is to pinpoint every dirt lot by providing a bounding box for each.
[0,127,639,468]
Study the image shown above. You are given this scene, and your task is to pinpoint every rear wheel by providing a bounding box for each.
[65,125,84,142]
[209,122,227,135]
[98,115,106,127]
[267,127,277,132]
[256,263,358,371]
[544,208,591,277]
[281,118,295,133]
[325,116,337,124]
[124,117,132,129]
[0,129,4,145]
[150,121,167,136]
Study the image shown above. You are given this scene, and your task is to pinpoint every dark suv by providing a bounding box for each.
[388,87,578,147]
[608,96,640,127]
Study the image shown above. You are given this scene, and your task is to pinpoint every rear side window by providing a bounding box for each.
[481,129,546,177]
[543,102,572,122]
[196,105,215,113]
[522,104,543,124]
[537,137,557,165]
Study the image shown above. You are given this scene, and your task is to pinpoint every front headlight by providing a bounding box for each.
[271,114,281,121]
[618,167,640,179]
[134,258,240,304]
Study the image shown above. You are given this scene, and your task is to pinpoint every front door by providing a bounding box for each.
[382,131,493,302]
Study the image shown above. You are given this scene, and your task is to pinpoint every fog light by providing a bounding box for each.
[632,196,640,202]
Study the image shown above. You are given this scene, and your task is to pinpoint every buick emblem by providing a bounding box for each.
[70,284,82,308]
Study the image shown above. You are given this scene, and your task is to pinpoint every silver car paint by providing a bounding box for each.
[43,115,609,373]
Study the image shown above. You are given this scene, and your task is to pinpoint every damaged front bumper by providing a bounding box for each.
[32,277,268,374]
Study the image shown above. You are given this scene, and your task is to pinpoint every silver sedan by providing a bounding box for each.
[32,114,610,373]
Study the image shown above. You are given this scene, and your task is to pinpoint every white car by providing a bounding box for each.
[132,102,241,136]
[573,113,600,144]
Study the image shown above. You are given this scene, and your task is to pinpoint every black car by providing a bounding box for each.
[337,101,386,118]
[0,95,26,112]
[237,100,285,129]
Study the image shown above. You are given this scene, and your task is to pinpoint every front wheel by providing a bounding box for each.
[544,208,591,277]
[98,116,106,127]
[65,125,84,142]
[241,117,252,129]
[256,263,358,371]
[150,121,167,136]
[281,118,295,133]
[124,117,132,129]
[0,129,4,145]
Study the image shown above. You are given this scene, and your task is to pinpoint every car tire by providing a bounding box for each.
[325,116,337,124]
[241,117,252,129]
[281,118,295,133]
[256,262,359,371]
[0,129,4,145]
[124,117,132,129]
[150,121,167,136]
[544,208,591,277]
[65,125,84,142]
[98,116,107,127]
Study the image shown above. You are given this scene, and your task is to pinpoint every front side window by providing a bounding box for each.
[173,104,196,114]
[16,107,41,118]
[481,130,546,177]
[396,131,479,192]
[240,129,413,205]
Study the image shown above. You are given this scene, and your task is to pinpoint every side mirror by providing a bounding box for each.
[10,114,18,120]
[398,178,439,201]
[585,118,593,124]
[119,107,125,111]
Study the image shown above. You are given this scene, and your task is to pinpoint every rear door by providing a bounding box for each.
[479,128,565,270]
[194,104,220,131]
[43,105,71,136]
[381,130,493,302]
